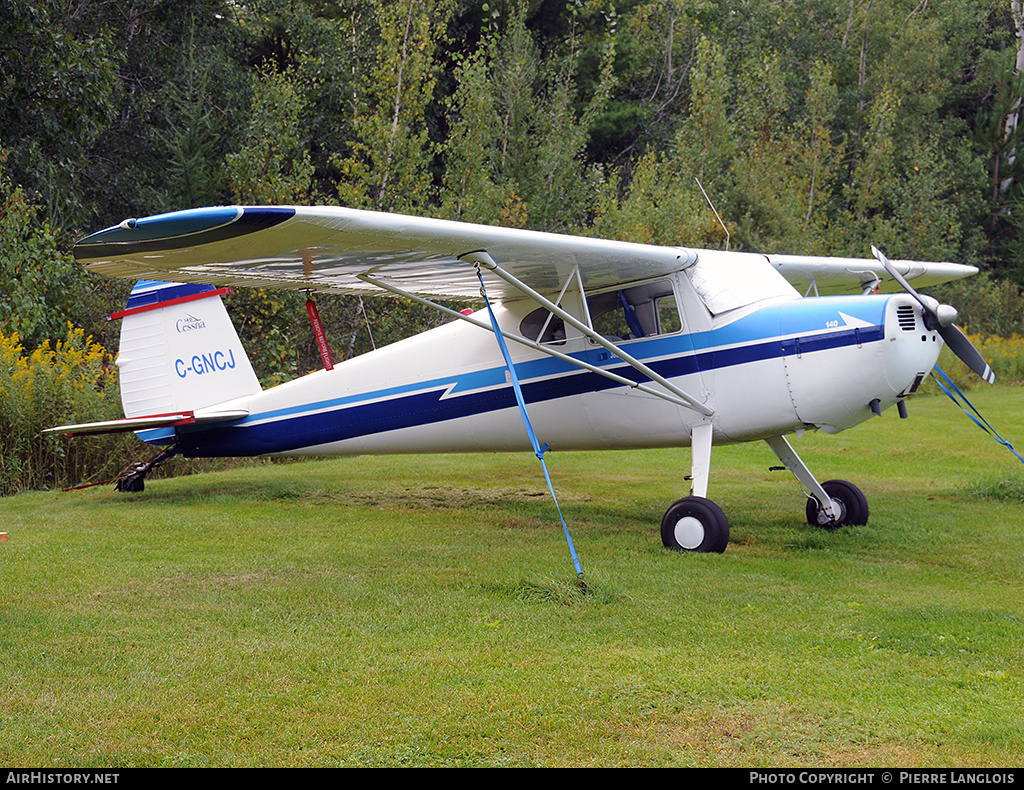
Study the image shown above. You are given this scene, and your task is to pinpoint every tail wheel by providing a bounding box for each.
[115,473,145,493]
[806,479,869,530]
[661,496,730,553]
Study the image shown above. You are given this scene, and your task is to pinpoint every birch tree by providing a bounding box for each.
[335,0,453,214]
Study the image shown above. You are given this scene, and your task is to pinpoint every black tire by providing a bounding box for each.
[116,473,145,493]
[661,496,730,553]
[805,479,869,529]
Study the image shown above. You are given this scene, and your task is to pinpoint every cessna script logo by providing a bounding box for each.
[176,313,206,333]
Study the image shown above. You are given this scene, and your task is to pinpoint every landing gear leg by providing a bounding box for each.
[661,423,730,553]
[764,435,869,529]
[115,445,180,493]
[688,422,712,499]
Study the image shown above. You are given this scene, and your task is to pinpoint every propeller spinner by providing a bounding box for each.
[871,247,995,384]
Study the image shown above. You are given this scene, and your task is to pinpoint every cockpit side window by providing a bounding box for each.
[586,280,682,343]
[519,280,682,345]
[656,295,682,334]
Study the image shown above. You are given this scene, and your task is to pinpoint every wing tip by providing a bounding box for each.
[73,206,295,263]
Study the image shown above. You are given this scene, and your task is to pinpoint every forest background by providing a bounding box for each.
[3,0,1024,493]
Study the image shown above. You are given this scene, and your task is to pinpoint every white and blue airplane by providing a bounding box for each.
[48,205,994,554]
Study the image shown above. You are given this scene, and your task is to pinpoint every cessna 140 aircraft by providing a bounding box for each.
[48,205,995,555]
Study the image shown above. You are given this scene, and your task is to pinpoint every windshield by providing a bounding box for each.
[685,250,799,315]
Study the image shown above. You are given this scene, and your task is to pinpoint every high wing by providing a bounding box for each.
[74,206,696,300]
[73,205,978,299]
[766,253,977,296]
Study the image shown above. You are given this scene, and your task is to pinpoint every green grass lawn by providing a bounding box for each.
[1,386,1022,767]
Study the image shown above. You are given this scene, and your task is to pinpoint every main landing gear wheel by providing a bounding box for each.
[805,479,869,530]
[661,496,730,553]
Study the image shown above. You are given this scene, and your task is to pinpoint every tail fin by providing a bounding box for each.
[115,281,262,418]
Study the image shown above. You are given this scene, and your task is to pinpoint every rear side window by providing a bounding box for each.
[519,308,566,344]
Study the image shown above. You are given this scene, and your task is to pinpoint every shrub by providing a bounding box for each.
[932,273,1024,339]
[0,326,138,495]
[919,334,1024,398]
[0,149,88,352]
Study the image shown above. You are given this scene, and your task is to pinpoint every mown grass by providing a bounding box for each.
[1,385,1022,767]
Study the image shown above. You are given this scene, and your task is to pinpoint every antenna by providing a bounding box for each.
[695,177,730,251]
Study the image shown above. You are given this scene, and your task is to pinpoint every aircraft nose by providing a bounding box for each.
[882,296,943,396]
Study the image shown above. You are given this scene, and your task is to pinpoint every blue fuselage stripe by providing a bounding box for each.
[176,321,885,457]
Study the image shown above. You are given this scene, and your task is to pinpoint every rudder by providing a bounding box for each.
[115,281,262,418]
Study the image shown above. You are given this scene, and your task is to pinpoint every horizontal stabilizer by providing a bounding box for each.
[45,409,249,437]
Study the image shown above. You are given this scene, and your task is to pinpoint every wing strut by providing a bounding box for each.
[538,262,589,340]
[461,251,713,418]
[356,274,706,412]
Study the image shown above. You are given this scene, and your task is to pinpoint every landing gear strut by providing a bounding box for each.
[766,436,870,529]
[660,429,870,554]
[661,423,731,553]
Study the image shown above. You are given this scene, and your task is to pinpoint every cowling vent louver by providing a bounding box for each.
[897,304,917,332]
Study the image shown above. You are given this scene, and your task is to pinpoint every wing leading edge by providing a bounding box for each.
[767,253,978,296]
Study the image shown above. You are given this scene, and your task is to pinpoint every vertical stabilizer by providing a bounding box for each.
[116,281,262,418]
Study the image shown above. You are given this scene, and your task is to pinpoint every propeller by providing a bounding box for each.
[871,246,995,384]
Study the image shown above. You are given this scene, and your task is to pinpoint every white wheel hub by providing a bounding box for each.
[816,497,846,526]
[673,515,705,549]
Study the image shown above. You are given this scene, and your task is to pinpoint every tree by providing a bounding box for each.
[590,32,737,250]
[0,149,87,352]
[609,0,699,156]
[439,43,521,225]
[225,64,315,205]
[219,65,317,384]
[155,20,234,211]
[439,1,616,231]
[0,0,120,228]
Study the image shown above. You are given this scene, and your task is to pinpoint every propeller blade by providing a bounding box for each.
[871,245,919,298]
[939,324,996,384]
[871,245,955,325]
[872,245,942,325]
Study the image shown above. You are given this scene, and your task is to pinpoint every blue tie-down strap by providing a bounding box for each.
[477,270,585,583]
[933,366,1024,466]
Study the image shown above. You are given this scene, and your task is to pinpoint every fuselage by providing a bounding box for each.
[166,270,942,459]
